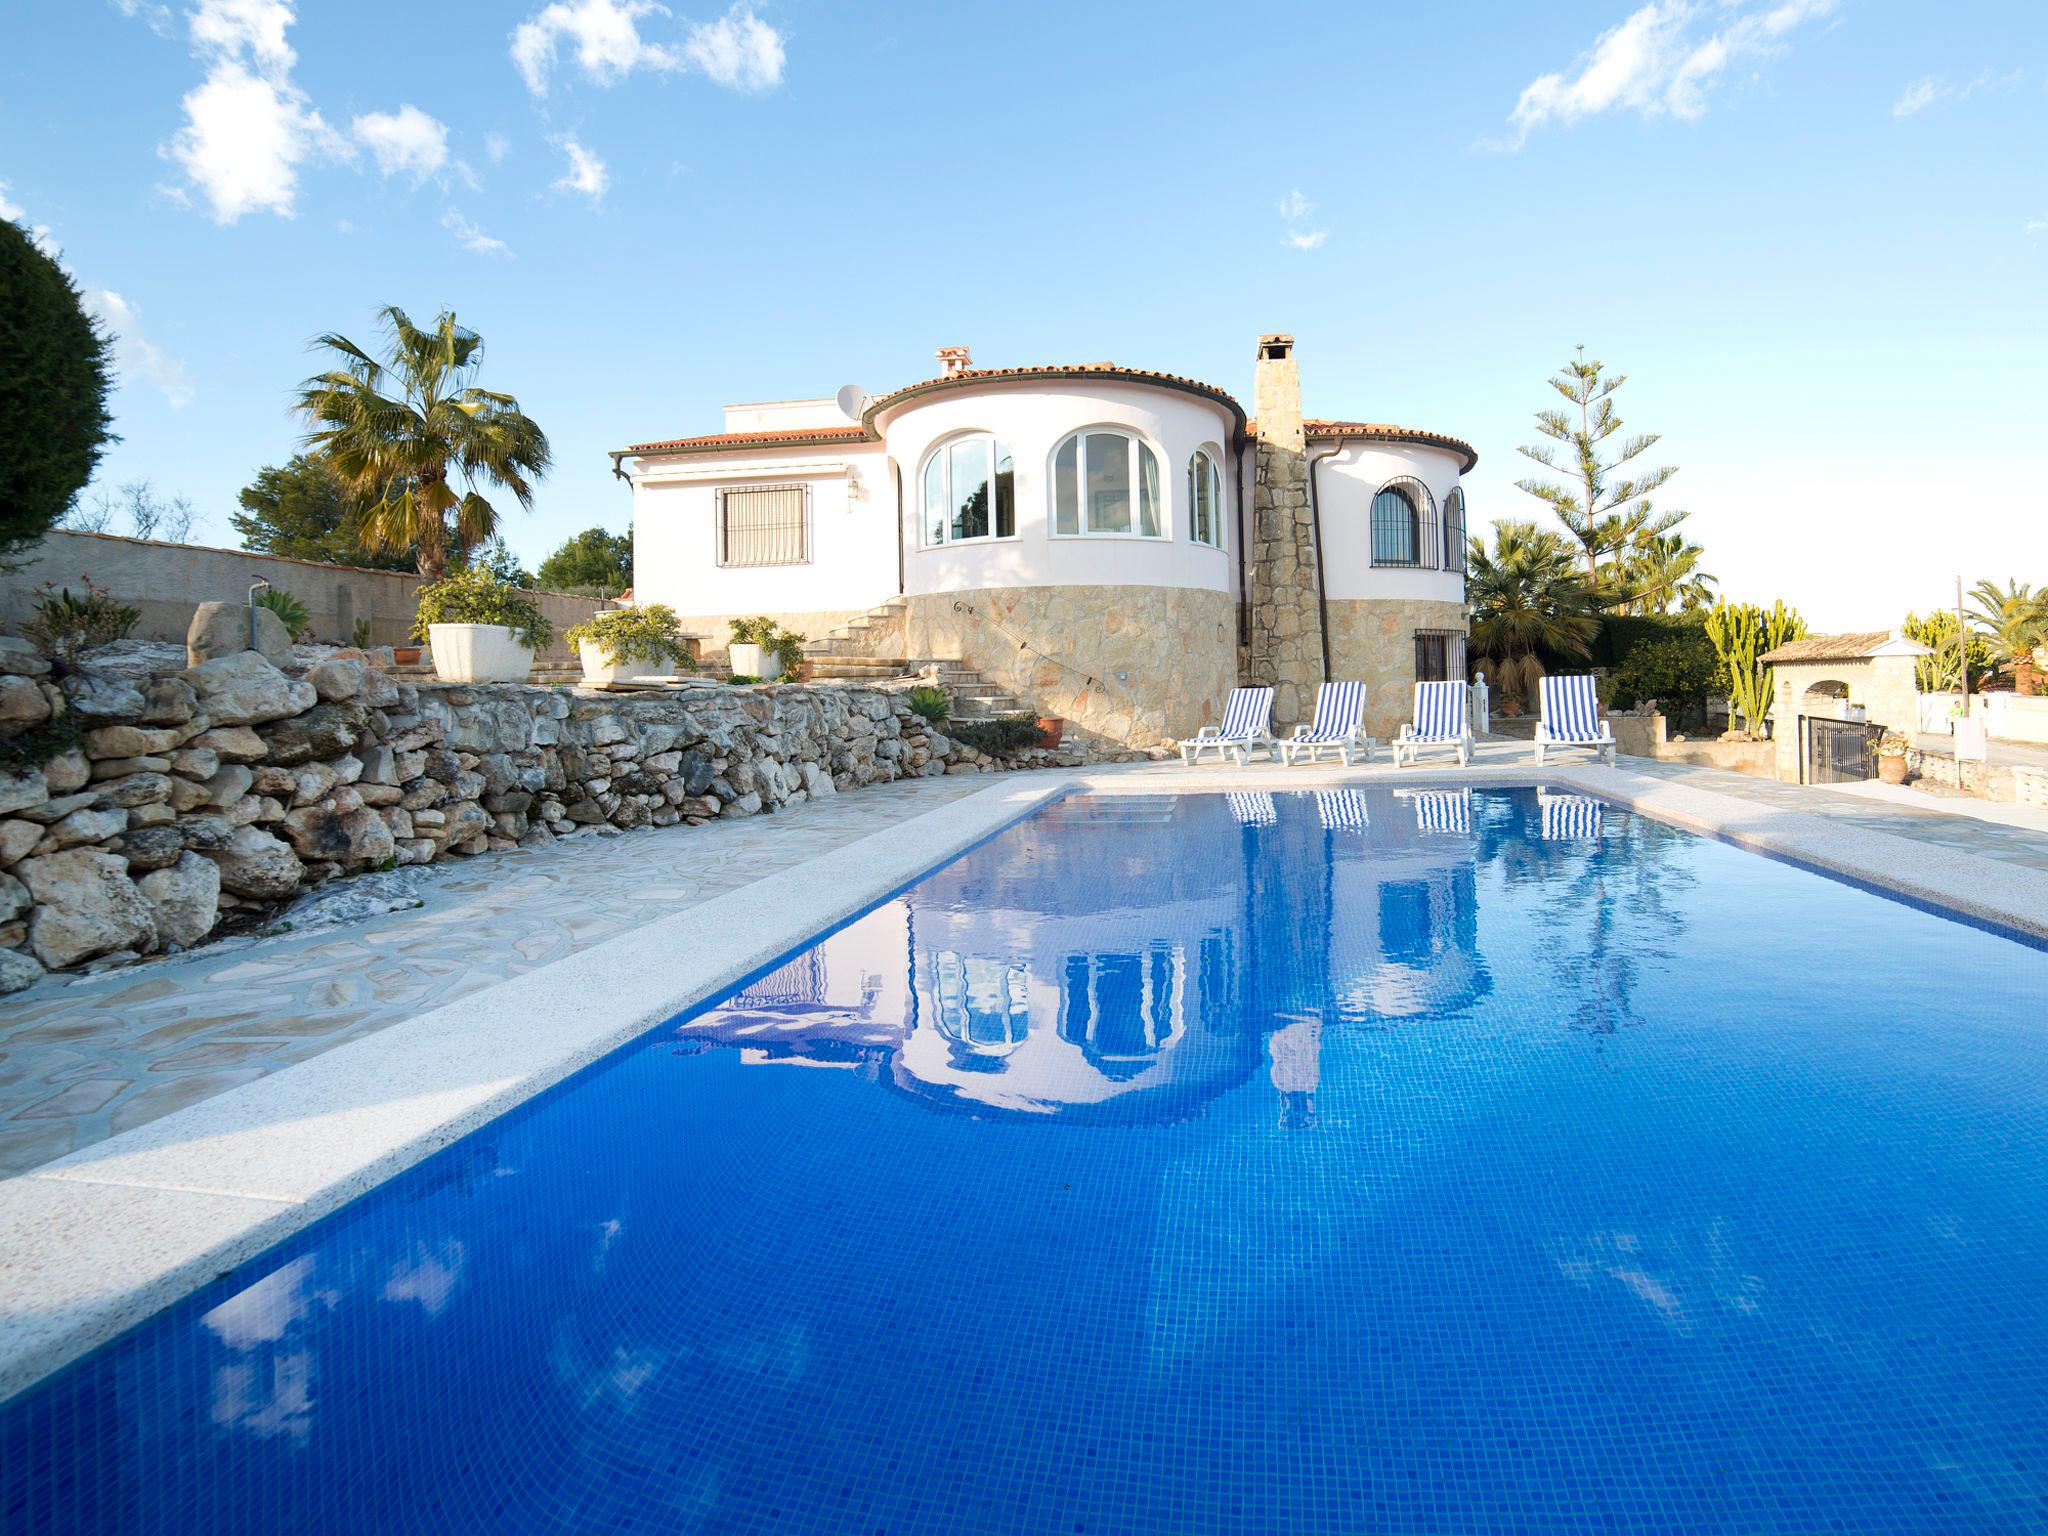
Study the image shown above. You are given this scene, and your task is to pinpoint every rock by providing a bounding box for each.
[137,852,221,948]
[259,702,368,766]
[281,803,397,866]
[200,764,255,808]
[264,867,427,936]
[181,652,316,727]
[0,637,51,678]
[200,825,305,899]
[799,761,835,798]
[117,823,187,872]
[0,947,43,993]
[720,791,763,818]
[89,755,171,780]
[0,820,40,867]
[189,726,267,762]
[19,849,158,968]
[166,746,220,781]
[43,750,89,793]
[138,676,200,725]
[128,803,176,827]
[0,675,51,725]
[305,658,366,701]
[95,773,172,809]
[0,768,47,816]
[291,762,338,806]
[85,723,182,758]
[357,746,399,785]
[187,601,292,666]
[60,667,146,722]
[39,806,128,850]
[0,870,27,923]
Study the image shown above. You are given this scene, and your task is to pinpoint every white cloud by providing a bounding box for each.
[111,0,175,36]
[1285,229,1327,250]
[1277,189,1324,250]
[511,0,680,96]
[1277,189,1314,221]
[92,290,196,409]
[1492,0,1837,150]
[551,136,609,201]
[486,132,512,164]
[1895,67,2025,118]
[165,2,348,222]
[0,181,60,258]
[682,4,784,91]
[1892,76,1944,117]
[443,209,512,256]
[351,105,450,181]
[2027,215,2048,233]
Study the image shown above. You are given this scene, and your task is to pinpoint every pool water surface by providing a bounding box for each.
[5,787,2046,1533]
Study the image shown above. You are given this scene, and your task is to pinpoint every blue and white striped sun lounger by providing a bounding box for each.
[1391,681,1471,767]
[1539,792,1604,840]
[1534,675,1616,765]
[1181,687,1277,766]
[1226,790,1277,826]
[1316,788,1369,831]
[1411,788,1471,834]
[1279,681,1374,766]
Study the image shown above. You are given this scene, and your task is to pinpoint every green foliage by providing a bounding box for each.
[351,617,373,649]
[1903,610,1993,692]
[297,306,551,581]
[1704,599,1806,736]
[727,615,779,645]
[0,218,117,566]
[1605,630,1720,712]
[459,536,534,588]
[21,578,139,660]
[726,615,806,676]
[906,685,950,726]
[232,454,416,570]
[537,527,632,595]
[253,586,312,640]
[0,705,82,771]
[950,713,1043,755]
[1964,580,2048,689]
[565,604,695,668]
[1465,521,1599,710]
[411,566,553,651]
[725,674,762,686]
[1876,729,1911,758]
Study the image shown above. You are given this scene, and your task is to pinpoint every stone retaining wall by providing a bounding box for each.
[0,640,1063,990]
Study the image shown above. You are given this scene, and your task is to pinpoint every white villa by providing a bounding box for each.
[613,334,1476,746]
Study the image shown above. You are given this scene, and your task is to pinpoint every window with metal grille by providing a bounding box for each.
[1371,478,1440,568]
[1442,486,1466,575]
[1413,628,1466,683]
[716,485,808,567]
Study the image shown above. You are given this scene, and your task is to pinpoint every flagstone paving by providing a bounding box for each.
[2,748,2043,1181]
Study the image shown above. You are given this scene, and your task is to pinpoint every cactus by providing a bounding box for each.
[1705,599,1805,738]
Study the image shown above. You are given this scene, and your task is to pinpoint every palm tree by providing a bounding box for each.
[295,307,551,581]
[1965,579,2048,694]
[1466,520,1600,713]
[1612,532,1716,616]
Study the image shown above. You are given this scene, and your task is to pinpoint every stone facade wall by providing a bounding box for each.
[904,586,1237,747]
[1325,597,1467,741]
[2,529,608,664]
[0,639,1043,991]
[1242,338,1325,732]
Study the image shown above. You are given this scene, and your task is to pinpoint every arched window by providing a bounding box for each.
[921,433,1014,545]
[1051,429,1162,538]
[1187,448,1224,548]
[1370,478,1439,568]
[1442,486,1466,575]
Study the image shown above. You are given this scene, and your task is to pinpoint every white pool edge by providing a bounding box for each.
[1,759,2042,1401]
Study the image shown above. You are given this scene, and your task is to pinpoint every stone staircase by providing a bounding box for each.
[802,597,1026,721]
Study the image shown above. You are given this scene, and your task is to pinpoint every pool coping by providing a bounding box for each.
[3,757,2044,1401]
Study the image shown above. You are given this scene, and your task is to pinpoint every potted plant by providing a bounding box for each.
[412,568,554,683]
[1875,729,1910,785]
[727,616,808,681]
[566,604,696,686]
[1036,716,1064,748]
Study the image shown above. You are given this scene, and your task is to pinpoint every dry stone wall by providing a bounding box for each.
[0,639,1047,991]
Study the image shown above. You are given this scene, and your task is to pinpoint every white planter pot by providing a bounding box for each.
[729,641,769,678]
[428,623,534,684]
[577,639,662,687]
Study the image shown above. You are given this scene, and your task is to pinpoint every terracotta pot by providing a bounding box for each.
[1036,716,1064,748]
[392,646,422,666]
[1877,753,1908,785]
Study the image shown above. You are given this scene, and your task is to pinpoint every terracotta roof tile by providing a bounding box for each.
[862,365,1245,428]
[1758,631,1901,664]
[1247,418,1479,472]
[620,424,872,456]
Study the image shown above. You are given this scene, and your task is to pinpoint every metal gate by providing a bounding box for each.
[1802,716,1871,785]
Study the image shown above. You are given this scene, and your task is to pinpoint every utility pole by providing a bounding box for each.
[1956,574,1970,715]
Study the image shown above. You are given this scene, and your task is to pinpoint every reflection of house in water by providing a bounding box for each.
[675,792,1493,1125]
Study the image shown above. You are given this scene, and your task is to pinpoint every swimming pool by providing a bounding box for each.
[5,786,2046,1532]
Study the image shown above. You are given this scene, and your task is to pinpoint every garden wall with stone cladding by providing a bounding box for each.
[0,639,1059,991]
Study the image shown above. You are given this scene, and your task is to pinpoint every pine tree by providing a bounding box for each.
[1515,346,1686,585]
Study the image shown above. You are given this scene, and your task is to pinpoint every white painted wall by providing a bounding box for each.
[1313,442,1469,606]
[630,443,897,623]
[721,399,851,431]
[879,380,1241,598]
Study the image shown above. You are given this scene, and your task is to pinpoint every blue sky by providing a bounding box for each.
[2,0,2042,627]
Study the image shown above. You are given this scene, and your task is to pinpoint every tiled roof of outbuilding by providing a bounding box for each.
[1759,632,1905,664]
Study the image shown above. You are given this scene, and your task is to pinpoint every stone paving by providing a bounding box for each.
[0,772,997,1179]
[2,745,2044,1181]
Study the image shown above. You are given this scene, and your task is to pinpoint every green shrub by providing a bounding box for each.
[1606,631,1719,712]
[727,615,778,646]
[726,673,762,686]
[566,604,696,668]
[950,713,1043,755]
[21,578,138,660]
[411,567,554,651]
[0,706,82,770]
[906,685,950,726]
[727,615,806,677]
[253,586,312,640]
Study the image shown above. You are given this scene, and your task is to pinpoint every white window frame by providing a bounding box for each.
[715,482,811,568]
[918,431,1018,548]
[1048,427,1169,541]
[1187,447,1224,549]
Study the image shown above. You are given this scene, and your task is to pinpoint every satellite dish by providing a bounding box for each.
[834,383,873,422]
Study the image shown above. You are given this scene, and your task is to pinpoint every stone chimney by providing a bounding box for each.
[1244,333,1325,729]
[936,345,973,375]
